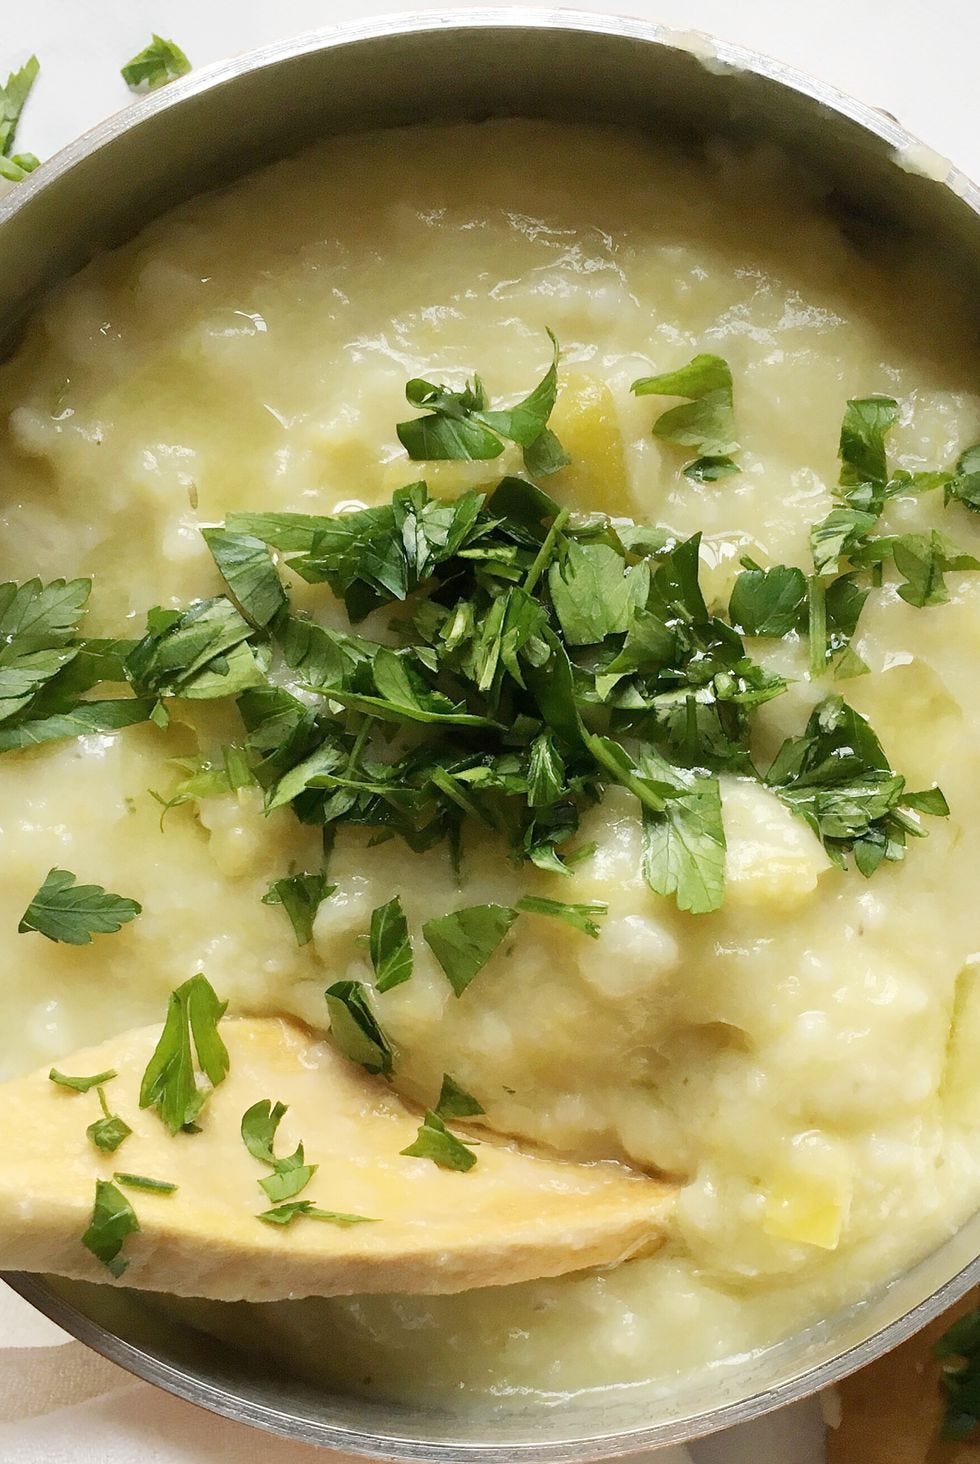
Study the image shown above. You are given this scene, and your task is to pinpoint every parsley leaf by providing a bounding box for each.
[398,379,502,462]
[262,873,334,947]
[853,530,980,608]
[121,35,191,92]
[397,332,568,477]
[935,1308,980,1441]
[422,903,518,996]
[400,1109,478,1171]
[139,973,230,1134]
[766,696,948,873]
[81,1179,139,1278]
[369,896,413,992]
[516,894,607,938]
[435,1074,485,1119]
[202,528,287,629]
[946,442,980,514]
[527,730,566,807]
[641,768,726,915]
[0,696,155,752]
[0,577,91,652]
[325,981,393,1076]
[729,563,807,637]
[241,1099,317,1203]
[125,598,266,701]
[0,55,39,160]
[586,735,727,914]
[631,353,739,478]
[825,574,870,670]
[838,396,899,506]
[548,541,641,645]
[18,868,141,945]
[113,1173,177,1195]
[257,1200,376,1227]
[810,507,878,576]
[0,578,94,723]
[87,1087,132,1155]
[49,1068,117,1093]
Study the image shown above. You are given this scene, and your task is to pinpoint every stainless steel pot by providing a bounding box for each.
[1,10,978,1458]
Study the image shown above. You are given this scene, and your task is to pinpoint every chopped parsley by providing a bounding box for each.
[369,896,413,992]
[0,695,155,754]
[86,1087,132,1154]
[0,578,92,724]
[516,894,607,938]
[435,1074,485,1120]
[113,1172,177,1195]
[728,562,808,638]
[324,981,393,1075]
[806,397,980,670]
[838,396,899,509]
[765,696,948,875]
[18,869,141,945]
[851,530,980,608]
[257,1200,376,1227]
[241,1099,317,1202]
[422,904,518,996]
[120,35,191,92]
[401,1109,478,1171]
[632,353,739,481]
[81,1179,139,1278]
[935,1308,980,1441]
[0,361,965,935]
[125,597,268,701]
[202,528,288,629]
[396,331,568,479]
[139,973,229,1133]
[262,873,335,947]
[49,1068,117,1093]
[0,55,40,183]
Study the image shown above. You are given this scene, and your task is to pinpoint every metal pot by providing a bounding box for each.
[2,10,978,1458]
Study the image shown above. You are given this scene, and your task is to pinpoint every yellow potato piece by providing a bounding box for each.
[546,373,630,515]
[763,1172,849,1251]
[0,1018,675,1302]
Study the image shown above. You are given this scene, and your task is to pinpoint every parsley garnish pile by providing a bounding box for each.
[1,347,968,927]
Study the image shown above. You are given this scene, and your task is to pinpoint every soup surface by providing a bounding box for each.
[0,120,978,1406]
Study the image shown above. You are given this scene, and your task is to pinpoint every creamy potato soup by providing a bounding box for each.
[0,120,978,1407]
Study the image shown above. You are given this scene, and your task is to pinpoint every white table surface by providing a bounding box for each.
[0,1,973,1459]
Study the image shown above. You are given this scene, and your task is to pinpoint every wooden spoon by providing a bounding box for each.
[0,1017,676,1302]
